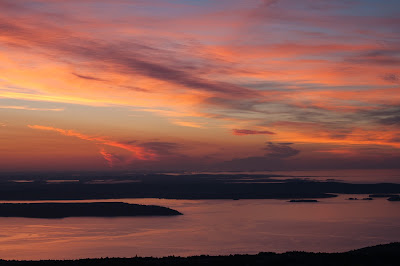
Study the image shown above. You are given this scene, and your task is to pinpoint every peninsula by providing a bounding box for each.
[0,202,182,218]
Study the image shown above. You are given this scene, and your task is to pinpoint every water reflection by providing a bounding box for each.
[0,195,399,260]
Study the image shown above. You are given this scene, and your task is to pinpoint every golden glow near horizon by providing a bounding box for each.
[1,0,400,172]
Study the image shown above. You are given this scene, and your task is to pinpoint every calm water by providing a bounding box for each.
[0,195,399,260]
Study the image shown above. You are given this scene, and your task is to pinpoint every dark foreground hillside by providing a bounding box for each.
[1,243,399,266]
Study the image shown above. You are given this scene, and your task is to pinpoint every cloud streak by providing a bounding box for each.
[264,142,300,158]
[170,119,207,129]
[27,125,156,167]
[0,106,64,111]
[232,129,275,136]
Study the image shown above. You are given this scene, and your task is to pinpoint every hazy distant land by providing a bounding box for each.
[0,202,182,218]
[0,243,398,265]
[0,173,399,200]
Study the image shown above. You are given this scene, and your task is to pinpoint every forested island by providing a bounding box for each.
[0,243,398,265]
[0,202,182,218]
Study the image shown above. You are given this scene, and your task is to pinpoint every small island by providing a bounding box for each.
[288,199,318,203]
[0,202,182,218]
[387,196,400,201]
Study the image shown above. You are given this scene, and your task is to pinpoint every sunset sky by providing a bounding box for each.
[1,0,400,172]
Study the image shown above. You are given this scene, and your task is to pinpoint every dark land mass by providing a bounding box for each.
[0,202,182,218]
[0,243,399,266]
[288,199,318,202]
[387,196,400,201]
[369,194,399,198]
[0,173,400,200]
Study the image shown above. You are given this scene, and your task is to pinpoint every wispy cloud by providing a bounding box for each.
[138,141,182,156]
[99,147,114,167]
[170,119,207,128]
[232,129,275,136]
[264,142,300,158]
[72,73,105,81]
[0,105,64,111]
[27,125,156,167]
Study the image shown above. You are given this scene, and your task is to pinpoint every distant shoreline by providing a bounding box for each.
[1,174,400,201]
[0,243,399,265]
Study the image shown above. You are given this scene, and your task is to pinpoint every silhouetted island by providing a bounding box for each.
[0,202,182,218]
[0,243,398,265]
[387,196,400,201]
[288,199,318,202]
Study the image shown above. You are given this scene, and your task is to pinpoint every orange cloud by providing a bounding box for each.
[99,147,114,167]
[170,119,207,128]
[27,125,156,167]
[273,125,400,149]
[316,149,357,156]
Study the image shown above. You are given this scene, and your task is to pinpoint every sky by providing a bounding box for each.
[0,0,400,172]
